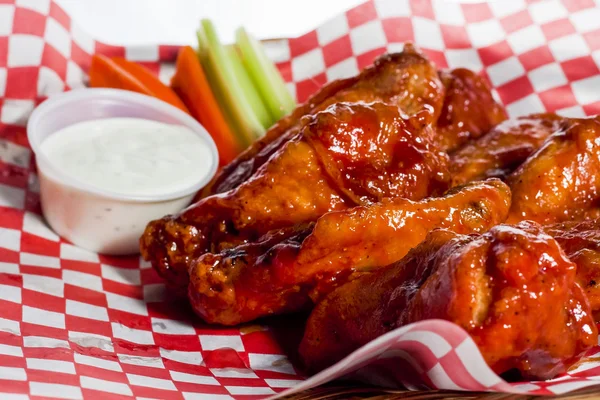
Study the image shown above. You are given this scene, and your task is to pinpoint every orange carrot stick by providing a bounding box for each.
[171,46,241,166]
[111,57,189,113]
[89,54,152,95]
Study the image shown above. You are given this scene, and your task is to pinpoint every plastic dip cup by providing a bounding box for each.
[27,88,219,255]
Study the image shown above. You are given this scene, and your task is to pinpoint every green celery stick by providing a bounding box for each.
[225,44,273,129]
[197,20,265,147]
[196,28,234,135]
[235,27,296,121]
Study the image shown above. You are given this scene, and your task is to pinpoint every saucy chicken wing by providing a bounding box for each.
[545,219,600,315]
[202,44,445,197]
[450,114,564,186]
[141,101,449,288]
[300,222,597,380]
[436,68,507,152]
[507,116,600,224]
[188,179,510,325]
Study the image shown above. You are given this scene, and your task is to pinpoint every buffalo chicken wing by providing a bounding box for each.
[188,180,510,325]
[435,68,507,152]
[545,219,600,314]
[300,222,597,379]
[507,116,600,224]
[201,44,445,197]
[450,114,564,186]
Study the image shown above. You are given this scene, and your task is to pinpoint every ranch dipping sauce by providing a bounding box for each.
[28,88,218,256]
[35,116,217,255]
[40,117,213,197]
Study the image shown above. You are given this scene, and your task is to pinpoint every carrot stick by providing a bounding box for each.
[89,54,152,95]
[111,57,190,113]
[171,46,241,166]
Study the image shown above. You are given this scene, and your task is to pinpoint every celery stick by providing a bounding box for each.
[235,27,296,121]
[226,44,273,129]
[196,29,231,130]
[197,20,264,147]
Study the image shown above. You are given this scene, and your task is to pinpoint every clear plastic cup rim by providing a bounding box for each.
[27,88,219,203]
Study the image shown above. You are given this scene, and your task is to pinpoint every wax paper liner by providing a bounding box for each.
[2,0,600,398]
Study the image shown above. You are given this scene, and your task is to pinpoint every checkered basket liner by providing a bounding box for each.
[2,0,600,398]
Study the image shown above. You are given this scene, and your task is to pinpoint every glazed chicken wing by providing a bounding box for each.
[544,219,600,315]
[436,68,507,152]
[188,179,510,325]
[507,116,600,224]
[202,44,445,197]
[300,222,597,379]
[202,53,506,198]
[450,114,564,186]
[141,101,449,288]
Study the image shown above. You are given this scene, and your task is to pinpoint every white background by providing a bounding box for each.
[55,0,365,45]
[55,0,487,45]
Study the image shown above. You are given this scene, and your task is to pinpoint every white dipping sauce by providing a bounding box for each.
[40,117,213,197]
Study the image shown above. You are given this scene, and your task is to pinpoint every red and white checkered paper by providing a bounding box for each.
[2,0,600,398]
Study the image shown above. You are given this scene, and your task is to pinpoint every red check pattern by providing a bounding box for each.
[2,0,600,398]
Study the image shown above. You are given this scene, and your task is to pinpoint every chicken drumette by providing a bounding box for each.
[300,222,597,379]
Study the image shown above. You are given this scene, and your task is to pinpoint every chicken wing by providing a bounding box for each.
[544,219,600,315]
[188,179,510,325]
[436,68,507,152]
[201,44,445,197]
[507,116,600,224]
[450,114,564,186]
[206,66,506,198]
[141,101,449,289]
[300,222,597,380]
